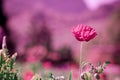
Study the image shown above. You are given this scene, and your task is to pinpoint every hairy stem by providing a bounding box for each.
[79,42,83,80]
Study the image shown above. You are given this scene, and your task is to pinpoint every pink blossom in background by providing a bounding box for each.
[72,24,97,42]
[43,61,52,69]
[47,52,60,61]
[23,70,34,80]
[26,45,47,63]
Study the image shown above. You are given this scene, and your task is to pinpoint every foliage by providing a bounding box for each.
[80,62,110,80]
[0,36,18,80]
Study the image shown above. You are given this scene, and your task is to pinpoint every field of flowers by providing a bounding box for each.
[0,24,118,80]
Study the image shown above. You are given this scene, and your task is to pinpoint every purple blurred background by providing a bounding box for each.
[0,0,120,79]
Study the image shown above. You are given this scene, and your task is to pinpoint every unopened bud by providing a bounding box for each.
[81,73,85,80]
[94,73,100,79]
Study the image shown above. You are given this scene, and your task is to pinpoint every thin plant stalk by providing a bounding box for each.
[79,42,83,80]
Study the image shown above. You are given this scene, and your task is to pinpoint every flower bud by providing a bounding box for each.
[94,73,100,79]
[81,73,85,80]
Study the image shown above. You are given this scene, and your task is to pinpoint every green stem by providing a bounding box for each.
[79,42,83,80]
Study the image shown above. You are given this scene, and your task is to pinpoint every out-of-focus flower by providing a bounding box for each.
[43,61,52,69]
[47,52,60,61]
[23,70,34,80]
[72,24,97,42]
[26,45,47,63]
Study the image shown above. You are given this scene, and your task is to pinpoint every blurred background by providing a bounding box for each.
[0,0,120,80]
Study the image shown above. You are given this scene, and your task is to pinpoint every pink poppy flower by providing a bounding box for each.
[72,24,97,41]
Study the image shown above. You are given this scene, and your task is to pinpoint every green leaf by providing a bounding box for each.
[9,58,14,70]
[14,73,18,80]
